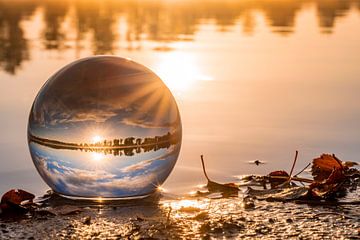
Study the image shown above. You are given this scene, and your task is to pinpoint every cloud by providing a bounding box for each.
[119,146,179,173]
[31,147,178,197]
[29,56,178,131]
[120,117,177,129]
[120,159,153,173]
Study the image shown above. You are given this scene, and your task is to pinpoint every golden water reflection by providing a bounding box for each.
[154,52,213,92]
[1,0,360,196]
[0,0,359,74]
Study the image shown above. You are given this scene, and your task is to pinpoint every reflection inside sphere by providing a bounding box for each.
[28,56,182,199]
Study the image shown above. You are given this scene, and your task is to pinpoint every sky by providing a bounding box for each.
[28,56,181,143]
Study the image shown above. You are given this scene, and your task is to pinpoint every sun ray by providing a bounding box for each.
[132,86,166,122]
[119,75,162,103]
[153,89,172,126]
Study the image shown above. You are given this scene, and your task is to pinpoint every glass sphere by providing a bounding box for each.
[28,56,182,199]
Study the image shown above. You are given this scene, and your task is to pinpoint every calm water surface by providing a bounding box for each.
[1,0,360,195]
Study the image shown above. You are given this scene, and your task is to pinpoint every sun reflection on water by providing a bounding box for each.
[163,199,208,211]
[155,52,213,94]
[91,152,105,162]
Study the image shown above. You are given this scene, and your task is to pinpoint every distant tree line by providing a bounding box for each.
[1,0,357,74]
[28,131,181,156]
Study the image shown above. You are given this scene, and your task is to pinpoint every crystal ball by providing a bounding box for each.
[28,56,182,199]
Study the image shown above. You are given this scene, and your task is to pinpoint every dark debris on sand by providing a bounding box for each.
[0,152,359,239]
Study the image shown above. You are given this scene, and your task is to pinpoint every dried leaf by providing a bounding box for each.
[309,168,346,199]
[312,154,343,182]
[0,189,35,214]
[201,155,239,195]
[207,181,239,194]
[247,186,308,201]
[343,161,358,168]
[268,170,290,188]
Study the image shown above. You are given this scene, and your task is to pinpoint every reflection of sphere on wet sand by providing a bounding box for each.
[28,56,182,199]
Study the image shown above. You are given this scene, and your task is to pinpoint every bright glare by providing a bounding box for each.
[91,152,104,162]
[157,186,167,192]
[92,135,103,143]
[155,52,213,94]
[165,199,204,210]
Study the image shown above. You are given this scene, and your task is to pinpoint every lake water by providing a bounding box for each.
[1,0,360,196]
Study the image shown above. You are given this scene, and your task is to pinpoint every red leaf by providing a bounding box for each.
[0,189,35,212]
[268,170,290,188]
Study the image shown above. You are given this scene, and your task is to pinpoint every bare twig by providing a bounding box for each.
[268,175,313,183]
[289,150,299,177]
[293,163,311,177]
[201,155,210,181]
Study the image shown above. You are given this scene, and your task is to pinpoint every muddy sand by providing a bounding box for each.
[0,190,359,240]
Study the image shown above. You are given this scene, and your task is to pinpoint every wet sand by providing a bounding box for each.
[1,191,359,239]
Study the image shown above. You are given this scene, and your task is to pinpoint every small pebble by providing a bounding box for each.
[84,216,91,225]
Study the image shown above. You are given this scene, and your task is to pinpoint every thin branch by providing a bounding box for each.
[268,175,313,183]
[293,162,311,177]
[201,155,210,181]
[289,150,299,177]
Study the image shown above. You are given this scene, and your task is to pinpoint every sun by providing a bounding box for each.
[92,135,103,143]
[154,52,213,94]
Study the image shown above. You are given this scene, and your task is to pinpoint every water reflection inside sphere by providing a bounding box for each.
[27,56,182,199]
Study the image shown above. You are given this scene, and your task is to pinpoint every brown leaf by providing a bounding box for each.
[207,181,239,194]
[343,161,358,168]
[268,170,290,189]
[201,155,239,195]
[0,189,35,213]
[309,168,346,199]
[312,154,344,182]
[247,186,308,201]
